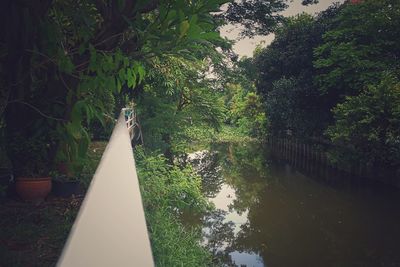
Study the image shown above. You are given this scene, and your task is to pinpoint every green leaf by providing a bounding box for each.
[189,14,198,26]
[106,77,116,92]
[123,57,129,67]
[71,100,85,124]
[187,24,202,39]
[116,78,122,93]
[127,68,137,88]
[127,69,133,88]
[77,128,90,158]
[179,20,190,39]
[84,104,92,125]
[200,32,221,41]
[137,65,146,84]
[66,122,82,140]
[118,68,126,80]
[94,110,106,127]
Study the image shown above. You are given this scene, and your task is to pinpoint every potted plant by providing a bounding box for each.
[51,138,88,198]
[51,174,82,198]
[9,135,52,202]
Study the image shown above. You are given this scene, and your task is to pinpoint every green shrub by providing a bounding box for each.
[135,147,213,266]
[326,74,400,170]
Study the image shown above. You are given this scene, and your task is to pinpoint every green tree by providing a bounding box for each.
[312,0,400,172]
[255,9,339,137]
[314,0,400,99]
[0,0,228,175]
[221,0,319,37]
[229,87,266,137]
[137,55,225,158]
[326,74,400,171]
[222,56,266,138]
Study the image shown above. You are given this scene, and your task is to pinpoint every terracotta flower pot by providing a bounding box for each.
[15,177,52,201]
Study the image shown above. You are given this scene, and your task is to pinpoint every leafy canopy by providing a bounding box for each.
[326,74,400,169]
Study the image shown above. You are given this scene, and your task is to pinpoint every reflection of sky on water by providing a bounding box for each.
[193,143,400,267]
[211,184,235,210]
[226,210,248,234]
[230,251,265,267]
[209,182,263,266]
[211,184,249,234]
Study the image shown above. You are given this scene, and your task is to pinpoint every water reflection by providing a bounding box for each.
[188,142,400,267]
[187,150,224,198]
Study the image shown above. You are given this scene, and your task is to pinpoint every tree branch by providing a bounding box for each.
[7,100,66,121]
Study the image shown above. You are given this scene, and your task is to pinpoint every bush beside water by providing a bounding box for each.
[135,147,214,266]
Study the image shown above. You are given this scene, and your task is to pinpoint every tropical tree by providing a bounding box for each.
[313,0,400,172]
[137,55,225,158]
[0,0,228,175]
[254,8,339,137]
[326,74,400,172]
[314,0,400,100]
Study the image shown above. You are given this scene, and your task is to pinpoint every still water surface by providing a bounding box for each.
[188,142,400,267]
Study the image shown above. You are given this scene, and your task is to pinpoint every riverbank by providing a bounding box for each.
[183,125,258,153]
[135,148,213,266]
[267,136,400,188]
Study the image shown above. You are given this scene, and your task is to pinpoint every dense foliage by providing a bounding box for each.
[314,0,400,97]
[0,0,352,265]
[255,8,339,137]
[0,0,229,177]
[254,0,400,173]
[137,55,225,158]
[135,148,212,266]
[0,0,231,265]
[326,74,400,171]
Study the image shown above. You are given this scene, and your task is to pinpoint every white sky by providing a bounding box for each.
[220,0,345,58]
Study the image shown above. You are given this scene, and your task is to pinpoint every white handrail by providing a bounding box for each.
[123,108,136,140]
[57,110,154,267]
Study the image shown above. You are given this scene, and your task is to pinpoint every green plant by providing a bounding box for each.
[1,0,231,184]
[146,209,212,267]
[8,134,51,177]
[135,147,213,266]
[326,74,400,170]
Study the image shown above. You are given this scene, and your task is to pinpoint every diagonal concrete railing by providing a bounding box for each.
[57,110,154,267]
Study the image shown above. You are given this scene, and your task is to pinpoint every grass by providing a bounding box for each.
[135,149,214,266]
[212,125,257,144]
[180,124,257,154]
[0,141,107,267]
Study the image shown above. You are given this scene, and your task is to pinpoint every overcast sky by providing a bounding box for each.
[221,0,345,58]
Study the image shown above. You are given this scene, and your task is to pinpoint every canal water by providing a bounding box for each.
[188,142,400,267]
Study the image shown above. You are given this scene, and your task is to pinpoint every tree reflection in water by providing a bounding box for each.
[186,150,225,198]
[188,142,400,267]
[188,142,270,266]
[202,209,235,266]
